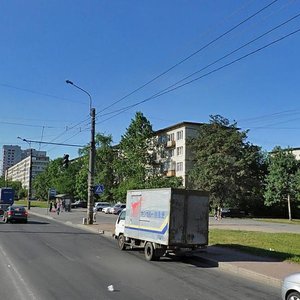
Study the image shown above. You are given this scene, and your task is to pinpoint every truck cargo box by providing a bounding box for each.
[124,188,209,247]
[0,188,15,205]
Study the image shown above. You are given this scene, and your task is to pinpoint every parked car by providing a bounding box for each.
[221,208,246,218]
[282,273,300,300]
[71,200,87,208]
[94,202,110,212]
[111,203,126,215]
[2,206,28,223]
[102,206,112,214]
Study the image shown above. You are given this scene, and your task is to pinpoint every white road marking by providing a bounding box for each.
[0,245,37,300]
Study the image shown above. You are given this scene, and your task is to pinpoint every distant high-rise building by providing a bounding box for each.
[2,145,23,176]
[2,145,48,177]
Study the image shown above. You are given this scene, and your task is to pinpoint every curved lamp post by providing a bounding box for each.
[66,80,95,224]
[17,137,32,210]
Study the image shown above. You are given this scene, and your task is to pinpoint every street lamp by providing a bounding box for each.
[17,137,32,210]
[66,80,96,224]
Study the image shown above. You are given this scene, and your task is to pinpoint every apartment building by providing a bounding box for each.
[2,145,23,176]
[291,148,300,160]
[2,145,48,177]
[5,151,49,190]
[154,122,203,187]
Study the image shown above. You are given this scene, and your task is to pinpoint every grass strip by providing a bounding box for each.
[254,218,300,225]
[209,229,300,264]
[15,200,48,208]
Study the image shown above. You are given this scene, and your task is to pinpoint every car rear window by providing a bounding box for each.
[11,207,25,212]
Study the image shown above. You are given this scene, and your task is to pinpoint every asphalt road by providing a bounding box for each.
[0,215,281,300]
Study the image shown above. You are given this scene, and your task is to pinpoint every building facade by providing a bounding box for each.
[291,148,300,160]
[154,122,202,187]
[5,151,49,190]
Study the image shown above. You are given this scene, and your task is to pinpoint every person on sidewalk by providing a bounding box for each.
[214,205,218,220]
[49,201,53,212]
[217,206,222,221]
[56,201,61,215]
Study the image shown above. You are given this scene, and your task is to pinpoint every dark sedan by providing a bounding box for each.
[3,206,28,223]
[71,200,87,208]
[221,208,246,218]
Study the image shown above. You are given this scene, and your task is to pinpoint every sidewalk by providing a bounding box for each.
[29,207,299,288]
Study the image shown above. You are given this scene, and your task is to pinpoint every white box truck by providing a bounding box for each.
[115,188,209,261]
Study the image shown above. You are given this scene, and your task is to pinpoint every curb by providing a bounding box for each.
[29,211,114,237]
[217,261,282,288]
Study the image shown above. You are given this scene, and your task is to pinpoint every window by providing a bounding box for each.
[177,130,183,140]
[177,146,183,156]
[167,133,175,141]
[119,210,126,221]
[176,162,183,172]
[169,149,175,157]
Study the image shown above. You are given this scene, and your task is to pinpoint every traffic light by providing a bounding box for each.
[63,154,69,168]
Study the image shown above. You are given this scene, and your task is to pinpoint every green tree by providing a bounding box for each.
[33,157,81,200]
[188,115,265,212]
[113,112,155,199]
[264,147,300,220]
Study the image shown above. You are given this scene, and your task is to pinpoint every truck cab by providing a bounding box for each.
[115,208,126,237]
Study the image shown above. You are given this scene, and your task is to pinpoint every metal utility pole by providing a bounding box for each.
[66,80,95,224]
[27,148,32,210]
[88,108,96,224]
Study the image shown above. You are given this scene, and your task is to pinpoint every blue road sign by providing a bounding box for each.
[94,184,104,195]
[49,188,56,197]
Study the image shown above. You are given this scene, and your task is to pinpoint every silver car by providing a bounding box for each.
[282,273,300,300]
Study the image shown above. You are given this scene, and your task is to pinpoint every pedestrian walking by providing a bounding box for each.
[214,205,218,220]
[57,201,61,215]
[217,206,222,221]
[49,201,53,212]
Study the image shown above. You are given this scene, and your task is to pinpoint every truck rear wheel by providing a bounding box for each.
[118,234,126,250]
[144,242,159,261]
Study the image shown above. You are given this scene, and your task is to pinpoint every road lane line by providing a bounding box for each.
[0,245,37,300]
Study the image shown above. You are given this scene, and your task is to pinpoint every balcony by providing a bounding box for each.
[166,170,176,177]
[166,140,176,148]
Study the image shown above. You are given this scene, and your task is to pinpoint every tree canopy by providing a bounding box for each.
[188,115,265,212]
[264,147,300,219]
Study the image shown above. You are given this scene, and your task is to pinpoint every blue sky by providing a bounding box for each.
[1,0,300,162]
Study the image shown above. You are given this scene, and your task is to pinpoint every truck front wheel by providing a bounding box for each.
[118,234,126,250]
[144,242,159,261]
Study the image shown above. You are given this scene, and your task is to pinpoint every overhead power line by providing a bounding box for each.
[17,138,84,148]
[96,0,279,116]
[0,121,57,128]
[136,11,300,101]
[96,27,300,125]
[0,83,86,105]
